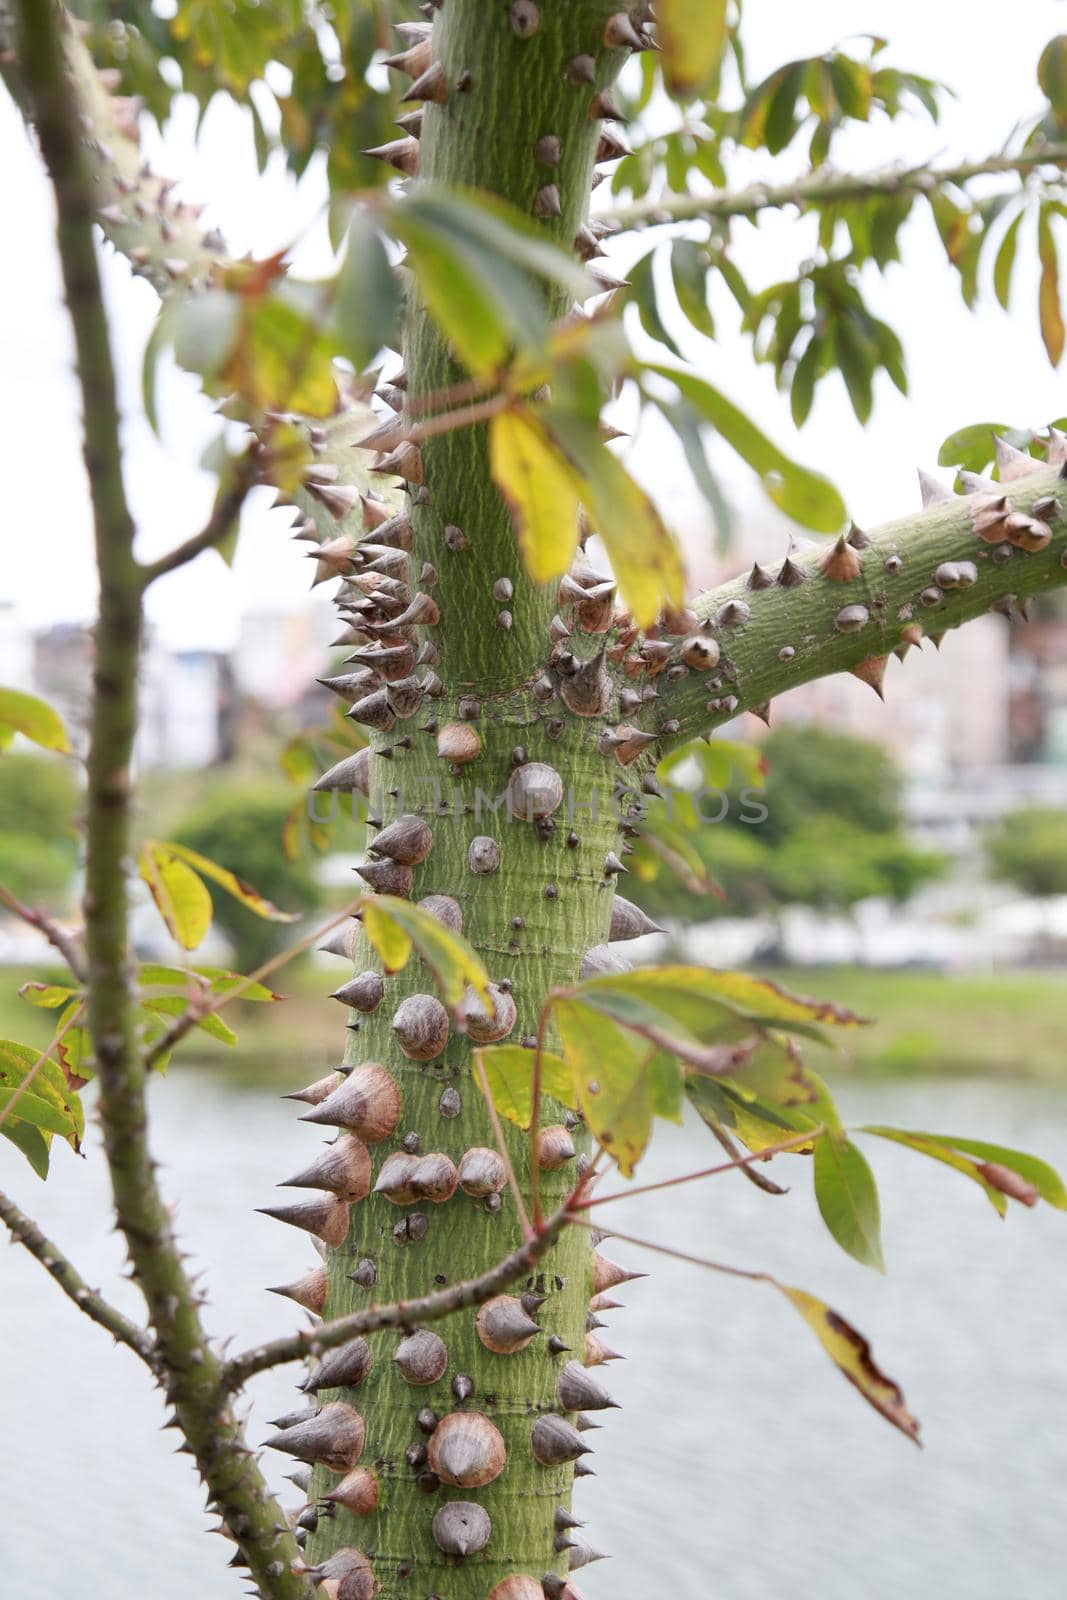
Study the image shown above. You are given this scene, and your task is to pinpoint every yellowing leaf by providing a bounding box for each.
[546,408,685,627]
[362,894,490,1011]
[473,1043,576,1129]
[555,998,655,1177]
[658,0,729,97]
[362,898,413,974]
[489,406,581,581]
[138,843,213,951]
[158,841,300,922]
[19,983,80,1010]
[0,688,71,754]
[1038,206,1065,367]
[777,1284,920,1444]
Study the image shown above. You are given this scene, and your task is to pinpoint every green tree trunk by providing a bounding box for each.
[276,6,636,1597]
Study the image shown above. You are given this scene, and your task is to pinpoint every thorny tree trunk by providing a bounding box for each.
[271,7,640,1599]
[11,3,1067,1599]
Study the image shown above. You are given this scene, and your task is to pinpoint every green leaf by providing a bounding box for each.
[172,289,241,383]
[937,421,1013,472]
[833,317,874,423]
[489,405,581,582]
[159,840,300,922]
[334,212,401,371]
[859,1126,1007,1216]
[137,964,281,1002]
[394,190,586,382]
[1039,35,1067,122]
[814,1133,885,1270]
[400,189,589,301]
[18,983,79,1010]
[577,965,865,1044]
[555,998,656,1176]
[472,1043,576,1129]
[883,1131,1067,1211]
[1038,205,1065,366]
[671,240,716,340]
[647,366,846,533]
[657,0,728,98]
[0,1039,83,1134]
[993,207,1025,311]
[790,333,821,427]
[0,688,71,754]
[362,895,490,1012]
[1,1120,51,1178]
[543,406,686,627]
[646,1048,685,1124]
[627,250,684,359]
[0,1087,75,1137]
[724,1036,843,1136]
[777,1284,920,1443]
[140,995,237,1047]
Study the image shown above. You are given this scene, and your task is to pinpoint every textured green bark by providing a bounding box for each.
[294,6,634,1597]
[662,466,1067,750]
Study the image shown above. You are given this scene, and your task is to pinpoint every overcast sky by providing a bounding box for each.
[2,1,1066,650]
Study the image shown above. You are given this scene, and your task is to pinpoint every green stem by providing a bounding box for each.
[609,143,1067,230]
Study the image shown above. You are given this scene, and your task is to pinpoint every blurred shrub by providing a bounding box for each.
[637,725,943,924]
[171,780,323,971]
[0,752,80,903]
[986,807,1067,898]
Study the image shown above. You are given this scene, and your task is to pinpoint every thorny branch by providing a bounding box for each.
[15,4,308,1593]
[223,1190,587,1390]
[608,143,1067,229]
[0,1188,160,1372]
[0,882,86,981]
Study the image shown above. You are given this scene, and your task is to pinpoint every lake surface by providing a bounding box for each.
[2,1072,1066,1599]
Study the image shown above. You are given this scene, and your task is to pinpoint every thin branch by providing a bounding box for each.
[0,1188,159,1372]
[139,449,259,585]
[577,1128,818,1210]
[144,897,363,1069]
[15,5,308,1592]
[403,393,508,446]
[702,1117,792,1197]
[476,1058,533,1240]
[0,1000,84,1132]
[223,1197,573,1390]
[566,1212,768,1284]
[608,143,1067,230]
[0,883,86,981]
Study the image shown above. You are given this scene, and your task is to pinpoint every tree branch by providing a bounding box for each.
[139,447,259,584]
[643,458,1067,755]
[15,5,309,1593]
[222,1198,575,1391]
[0,1188,160,1371]
[0,883,86,981]
[608,144,1067,230]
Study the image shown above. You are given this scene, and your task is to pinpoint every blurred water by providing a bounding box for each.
[2,1072,1065,1600]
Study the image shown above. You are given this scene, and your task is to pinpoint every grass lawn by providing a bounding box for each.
[763,965,1067,1081]
[2,961,1066,1081]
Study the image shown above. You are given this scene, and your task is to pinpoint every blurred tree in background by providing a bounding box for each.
[636,726,943,927]
[987,806,1067,899]
[0,751,80,905]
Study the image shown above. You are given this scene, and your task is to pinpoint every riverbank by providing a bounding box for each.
[2,960,1066,1081]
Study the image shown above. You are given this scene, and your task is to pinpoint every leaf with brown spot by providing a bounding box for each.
[777,1285,920,1444]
